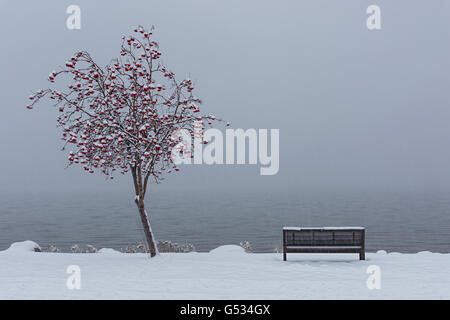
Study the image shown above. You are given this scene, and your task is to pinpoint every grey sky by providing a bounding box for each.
[0,0,450,195]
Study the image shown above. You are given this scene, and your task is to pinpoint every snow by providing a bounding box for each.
[5,240,41,253]
[97,248,121,254]
[1,242,450,299]
[208,244,246,255]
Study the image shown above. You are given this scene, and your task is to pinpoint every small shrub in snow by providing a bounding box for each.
[121,245,137,253]
[273,245,282,253]
[86,245,97,253]
[157,240,196,253]
[136,243,147,253]
[239,241,253,253]
[120,244,146,253]
[71,244,82,253]
[120,241,195,253]
[45,244,60,253]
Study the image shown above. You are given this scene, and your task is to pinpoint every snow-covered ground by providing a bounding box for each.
[1,241,449,299]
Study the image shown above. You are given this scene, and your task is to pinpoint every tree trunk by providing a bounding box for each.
[132,166,157,257]
[135,197,157,257]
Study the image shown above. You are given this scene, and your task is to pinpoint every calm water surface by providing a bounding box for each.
[0,188,449,253]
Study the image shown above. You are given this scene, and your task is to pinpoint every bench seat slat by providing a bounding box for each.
[286,246,362,249]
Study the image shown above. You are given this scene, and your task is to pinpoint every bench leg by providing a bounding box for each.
[359,251,365,260]
[283,251,287,261]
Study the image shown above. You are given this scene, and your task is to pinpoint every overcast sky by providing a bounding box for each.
[1,0,450,195]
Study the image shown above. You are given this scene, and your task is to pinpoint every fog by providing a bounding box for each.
[1,0,450,195]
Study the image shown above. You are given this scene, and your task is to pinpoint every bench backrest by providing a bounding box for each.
[283,228,365,247]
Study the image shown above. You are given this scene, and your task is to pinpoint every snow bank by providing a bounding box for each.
[6,241,41,253]
[209,245,246,255]
[98,248,121,254]
[1,243,450,299]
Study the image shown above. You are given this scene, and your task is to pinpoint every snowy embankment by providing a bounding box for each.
[1,241,449,299]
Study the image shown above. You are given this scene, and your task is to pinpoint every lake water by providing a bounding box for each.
[1,188,450,253]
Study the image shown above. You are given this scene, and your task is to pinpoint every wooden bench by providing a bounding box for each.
[283,227,365,260]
